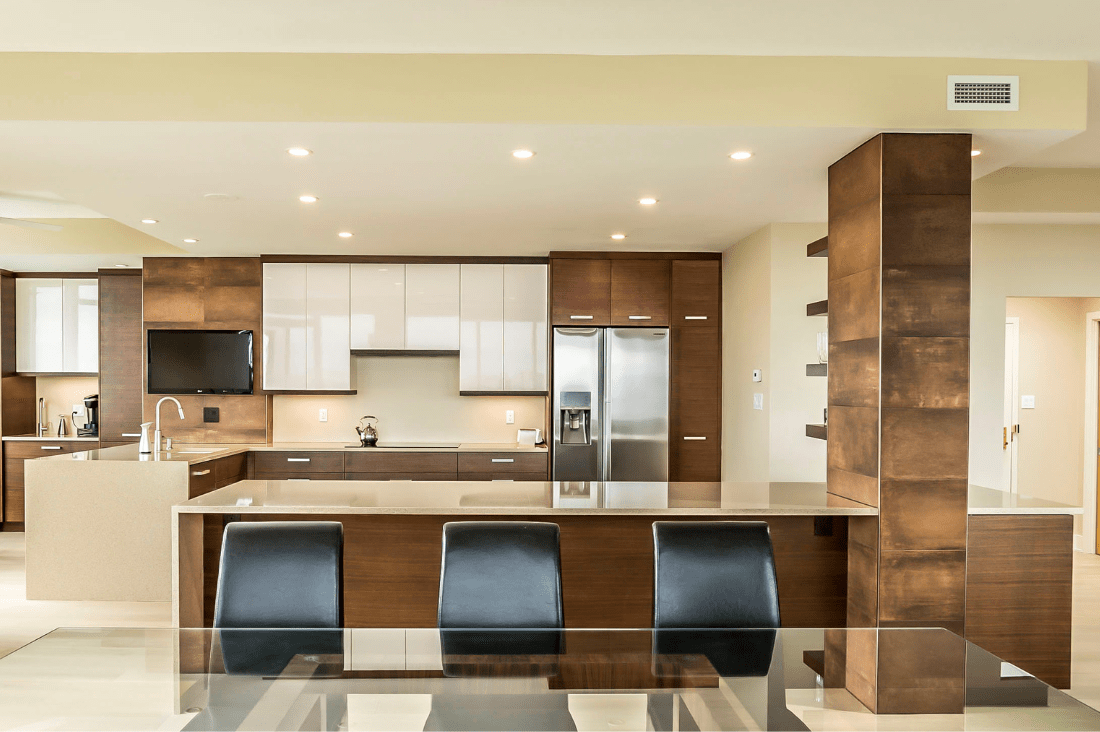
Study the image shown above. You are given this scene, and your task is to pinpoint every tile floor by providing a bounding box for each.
[0,531,1098,727]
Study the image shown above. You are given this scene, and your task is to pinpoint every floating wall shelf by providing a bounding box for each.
[805,424,828,440]
[806,363,827,377]
[806,236,828,258]
[806,300,828,317]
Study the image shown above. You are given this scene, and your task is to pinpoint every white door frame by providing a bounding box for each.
[1004,318,1020,495]
[1081,311,1100,554]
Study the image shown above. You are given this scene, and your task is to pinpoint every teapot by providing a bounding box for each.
[356,415,379,447]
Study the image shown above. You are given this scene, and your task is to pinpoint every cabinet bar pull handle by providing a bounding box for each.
[683,436,707,441]
[491,458,514,463]
[684,316,708,320]
[191,469,211,477]
[40,445,62,450]
[628,315,652,320]
[121,433,141,437]
[570,315,593,320]
[286,458,311,462]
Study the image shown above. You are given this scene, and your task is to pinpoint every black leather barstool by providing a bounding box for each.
[213,521,344,675]
[652,521,780,678]
[438,521,564,658]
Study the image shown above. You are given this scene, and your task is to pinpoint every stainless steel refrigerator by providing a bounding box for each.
[552,327,669,481]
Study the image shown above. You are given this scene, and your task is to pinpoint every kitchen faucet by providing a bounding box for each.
[37,398,47,437]
[154,397,185,453]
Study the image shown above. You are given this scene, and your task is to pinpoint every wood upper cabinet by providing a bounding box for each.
[98,273,143,443]
[670,325,721,482]
[611,260,670,326]
[551,259,611,326]
[671,260,721,327]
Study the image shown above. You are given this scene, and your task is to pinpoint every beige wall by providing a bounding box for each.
[971,224,1100,500]
[722,224,828,483]
[35,375,99,434]
[722,226,771,481]
[1006,297,1100,534]
[272,356,545,444]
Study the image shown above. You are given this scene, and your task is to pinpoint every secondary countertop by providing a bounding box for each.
[2,434,100,442]
[37,441,549,465]
[176,480,876,516]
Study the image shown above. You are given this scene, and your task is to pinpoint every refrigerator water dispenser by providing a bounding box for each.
[559,391,592,445]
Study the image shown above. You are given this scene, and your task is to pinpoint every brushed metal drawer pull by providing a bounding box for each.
[491,458,514,463]
[628,315,652,320]
[121,433,141,437]
[684,316,708,320]
[286,458,311,462]
[41,445,62,450]
[683,436,707,441]
[191,469,211,477]
[570,315,593,320]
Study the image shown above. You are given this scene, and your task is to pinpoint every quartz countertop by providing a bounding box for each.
[2,434,100,442]
[966,484,1084,515]
[39,441,549,465]
[175,480,878,517]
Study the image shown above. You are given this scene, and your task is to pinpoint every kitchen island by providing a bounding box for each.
[24,441,548,602]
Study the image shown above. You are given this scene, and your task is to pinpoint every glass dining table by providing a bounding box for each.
[0,626,1096,731]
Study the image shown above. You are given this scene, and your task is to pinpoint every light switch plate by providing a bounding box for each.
[752,369,763,382]
[506,410,515,424]
[1021,395,1036,409]
[753,393,764,410]
[319,408,328,422]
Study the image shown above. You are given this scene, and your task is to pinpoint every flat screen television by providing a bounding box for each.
[147,329,254,395]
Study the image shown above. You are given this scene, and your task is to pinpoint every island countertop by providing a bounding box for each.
[175,480,878,516]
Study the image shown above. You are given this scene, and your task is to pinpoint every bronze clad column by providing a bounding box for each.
[827,133,971,713]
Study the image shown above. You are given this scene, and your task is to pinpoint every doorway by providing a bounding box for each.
[1004,317,1020,495]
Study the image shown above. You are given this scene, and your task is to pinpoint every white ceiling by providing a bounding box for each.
[1,1,1097,58]
[0,122,1063,264]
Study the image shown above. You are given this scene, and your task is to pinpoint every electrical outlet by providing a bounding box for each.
[506,410,515,424]
[319,408,328,422]
[203,407,219,423]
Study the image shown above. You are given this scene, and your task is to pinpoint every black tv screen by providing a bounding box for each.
[147,330,254,395]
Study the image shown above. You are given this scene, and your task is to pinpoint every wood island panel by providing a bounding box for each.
[192,513,849,629]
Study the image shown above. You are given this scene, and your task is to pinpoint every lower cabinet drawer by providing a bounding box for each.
[214,453,249,488]
[459,472,550,482]
[458,452,548,475]
[344,452,458,473]
[188,465,217,498]
[253,452,344,474]
[253,472,344,482]
[4,441,84,459]
[345,472,458,481]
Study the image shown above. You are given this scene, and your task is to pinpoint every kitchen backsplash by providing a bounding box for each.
[35,375,99,433]
[271,356,546,444]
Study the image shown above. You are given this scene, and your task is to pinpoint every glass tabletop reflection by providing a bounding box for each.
[0,627,1095,731]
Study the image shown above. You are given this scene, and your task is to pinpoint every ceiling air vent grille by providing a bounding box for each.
[947,75,1019,111]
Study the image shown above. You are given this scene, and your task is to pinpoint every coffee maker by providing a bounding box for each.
[78,394,99,437]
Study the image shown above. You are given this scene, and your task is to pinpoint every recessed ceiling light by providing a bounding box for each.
[639,197,658,206]
[512,149,535,159]
[611,233,626,240]
[730,151,753,160]
[287,148,312,157]
[183,238,198,243]
[299,195,318,203]
[338,232,353,238]
[140,219,158,224]
[971,149,982,157]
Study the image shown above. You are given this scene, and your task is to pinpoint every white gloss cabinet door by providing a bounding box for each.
[504,264,548,391]
[262,263,308,390]
[305,263,351,391]
[405,264,460,350]
[350,264,405,350]
[62,279,98,373]
[16,278,63,373]
[459,264,504,392]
